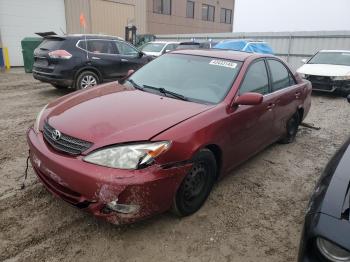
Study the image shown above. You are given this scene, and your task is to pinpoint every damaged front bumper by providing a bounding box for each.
[27,128,192,224]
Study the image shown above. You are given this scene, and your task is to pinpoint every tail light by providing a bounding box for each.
[48,50,72,59]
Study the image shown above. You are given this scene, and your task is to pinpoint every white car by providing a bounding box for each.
[297,50,350,94]
[140,41,179,57]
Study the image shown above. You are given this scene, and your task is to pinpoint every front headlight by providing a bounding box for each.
[33,104,48,133]
[83,141,171,170]
[317,237,350,261]
[299,73,308,79]
[331,74,350,81]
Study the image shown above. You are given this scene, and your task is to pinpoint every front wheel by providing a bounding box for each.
[279,112,300,144]
[172,149,217,217]
[75,71,100,90]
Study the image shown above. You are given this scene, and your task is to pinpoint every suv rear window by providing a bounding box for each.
[38,39,64,50]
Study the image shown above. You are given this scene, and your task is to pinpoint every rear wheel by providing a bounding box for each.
[279,112,300,144]
[172,149,217,217]
[75,71,100,90]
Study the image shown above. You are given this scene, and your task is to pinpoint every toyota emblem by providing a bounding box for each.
[51,129,61,141]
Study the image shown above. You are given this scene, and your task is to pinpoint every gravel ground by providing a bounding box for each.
[0,69,349,262]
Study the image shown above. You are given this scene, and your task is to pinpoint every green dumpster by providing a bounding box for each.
[21,37,43,73]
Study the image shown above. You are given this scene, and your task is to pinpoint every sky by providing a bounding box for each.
[233,0,350,32]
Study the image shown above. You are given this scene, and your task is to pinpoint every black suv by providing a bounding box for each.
[33,34,152,90]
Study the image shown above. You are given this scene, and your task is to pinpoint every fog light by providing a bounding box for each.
[106,200,140,214]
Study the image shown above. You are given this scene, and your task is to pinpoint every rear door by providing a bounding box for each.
[114,40,149,76]
[266,59,302,137]
[78,39,121,80]
[227,59,276,168]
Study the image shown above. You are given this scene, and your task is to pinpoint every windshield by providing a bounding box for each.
[127,54,242,104]
[308,52,350,66]
[141,43,166,53]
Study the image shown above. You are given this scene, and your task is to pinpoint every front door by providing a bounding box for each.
[227,59,276,169]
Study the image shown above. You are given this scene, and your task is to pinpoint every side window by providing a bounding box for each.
[78,40,117,54]
[166,44,177,51]
[239,60,269,95]
[268,59,293,91]
[115,41,139,56]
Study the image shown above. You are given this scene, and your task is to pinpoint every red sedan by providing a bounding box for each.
[27,49,312,224]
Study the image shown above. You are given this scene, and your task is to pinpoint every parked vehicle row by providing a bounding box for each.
[30,33,350,260]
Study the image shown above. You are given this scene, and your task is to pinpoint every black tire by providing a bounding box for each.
[51,84,68,89]
[75,71,100,90]
[279,112,300,144]
[172,149,217,217]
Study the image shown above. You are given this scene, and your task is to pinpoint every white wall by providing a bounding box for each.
[0,0,66,66]
[234,0,350,32]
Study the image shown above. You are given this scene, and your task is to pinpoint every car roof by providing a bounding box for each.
[319,50,350,53]
[171,49,268,61]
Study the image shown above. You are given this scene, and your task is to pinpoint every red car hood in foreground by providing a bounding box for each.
[45,83,212,149]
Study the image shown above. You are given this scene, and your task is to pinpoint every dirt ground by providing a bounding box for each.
[0,68,349,262]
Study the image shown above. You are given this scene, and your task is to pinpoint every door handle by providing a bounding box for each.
[295,91,301,99]
[266,103,276,111]
[121,59,129,62]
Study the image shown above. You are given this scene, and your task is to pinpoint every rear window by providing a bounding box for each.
[38,39,64,50]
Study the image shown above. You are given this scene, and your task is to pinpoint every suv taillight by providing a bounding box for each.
[48,50,72,59]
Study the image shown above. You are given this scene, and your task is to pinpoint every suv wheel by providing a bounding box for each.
[75,71,100,90]
[172,149,217,217]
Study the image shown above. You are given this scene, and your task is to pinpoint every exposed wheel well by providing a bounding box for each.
[205,144,222,180]
[297,107,304,124]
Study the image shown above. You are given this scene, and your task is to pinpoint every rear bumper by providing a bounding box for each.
[27,127,191,224]
[33,70,73,87]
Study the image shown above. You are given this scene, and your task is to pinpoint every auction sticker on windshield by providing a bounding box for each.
[209,60,237,69]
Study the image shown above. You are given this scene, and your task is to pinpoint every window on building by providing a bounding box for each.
[186,1,195,18]
[220,8,232,24]
[153,0,171,15]
[202,4,215,22]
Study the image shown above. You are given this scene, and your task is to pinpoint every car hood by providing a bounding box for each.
[308,138,350,219]
[45,82,212,152]
[297,63,350,77]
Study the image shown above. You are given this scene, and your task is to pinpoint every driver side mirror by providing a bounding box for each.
[233,92,263,106]
[301,58,307,64]
[138,52,144,58]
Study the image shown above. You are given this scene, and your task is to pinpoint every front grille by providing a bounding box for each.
[307,75,334,91]
[43,122,93,155]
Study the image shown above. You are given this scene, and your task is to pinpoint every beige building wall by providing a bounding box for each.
[146,0,234,34]
[65,0,146,37]
[65,0,234,37]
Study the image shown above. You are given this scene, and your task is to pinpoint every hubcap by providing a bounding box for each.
[183,163,207,203]
[80,75,97,89]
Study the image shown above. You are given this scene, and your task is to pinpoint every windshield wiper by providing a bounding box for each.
[143,85,188,101]
[126,79,144,91]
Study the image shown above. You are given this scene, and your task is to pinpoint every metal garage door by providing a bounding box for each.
[90,0,135,38]
[0,0,66,66]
